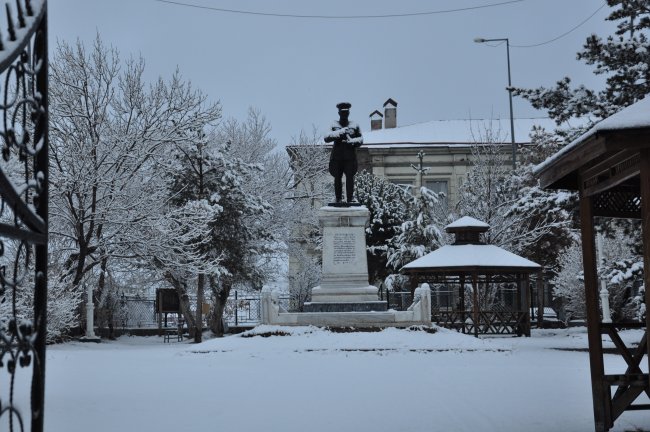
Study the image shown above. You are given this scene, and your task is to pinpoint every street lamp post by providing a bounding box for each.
[474,37,516,169]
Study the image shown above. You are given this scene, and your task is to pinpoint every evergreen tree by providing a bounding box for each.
[386,187,446,272]
[353,171,413,284]
[166,135,273,338]
[513,0,650,128]
[513,0,648,320]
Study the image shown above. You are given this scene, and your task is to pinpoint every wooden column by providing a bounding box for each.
[523,273,531,337]
[516,273,522,318]
[459,274,466,334]
[580,194,610,432]
[537,270,544,328]
[472,272,479,338]
[640,149,650,375]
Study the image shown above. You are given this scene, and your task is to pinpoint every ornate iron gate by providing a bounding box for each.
[0,1,49,432]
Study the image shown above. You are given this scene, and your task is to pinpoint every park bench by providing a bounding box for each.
[163,321,184,343]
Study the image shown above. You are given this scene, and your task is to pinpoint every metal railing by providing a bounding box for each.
[105,291,291,329]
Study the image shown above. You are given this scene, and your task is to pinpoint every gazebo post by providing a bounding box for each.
[580,195,610,432]
[640,149,650,375]
[536,270,544,328]
[459,274,466,334]
[523,273,531,337]
[472,272,479,338]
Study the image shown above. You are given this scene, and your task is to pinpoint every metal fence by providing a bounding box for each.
[109,291,291,329]
[117,298,157,328]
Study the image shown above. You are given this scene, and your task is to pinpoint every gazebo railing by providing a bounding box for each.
[385,286,531,336]
[432,310,529,336]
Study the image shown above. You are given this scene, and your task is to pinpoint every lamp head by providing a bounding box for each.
[474,37,486,43]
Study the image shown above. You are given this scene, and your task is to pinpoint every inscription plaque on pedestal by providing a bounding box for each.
[333,232,356,265]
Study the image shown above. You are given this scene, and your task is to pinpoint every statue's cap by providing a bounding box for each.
[336,102,351,111]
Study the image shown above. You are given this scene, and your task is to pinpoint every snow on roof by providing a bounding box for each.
[535,96,650,174]
[445,216,490,230]
[403,244,541,271]
[362,117,557,145]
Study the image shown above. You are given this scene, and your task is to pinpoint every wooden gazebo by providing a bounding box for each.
[536,97,650,432]
[402,216,541,337]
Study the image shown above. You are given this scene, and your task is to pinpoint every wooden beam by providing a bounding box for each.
[582,151,640,197]
[579,194,610,431]
[538,134,607,190]
[581,149,637,182]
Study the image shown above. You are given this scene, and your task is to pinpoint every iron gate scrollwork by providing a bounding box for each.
[0,1,49,432]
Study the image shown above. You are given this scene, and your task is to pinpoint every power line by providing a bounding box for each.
[511,2,607,48]
[154,0,526,20]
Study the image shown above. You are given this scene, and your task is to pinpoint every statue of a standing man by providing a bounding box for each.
[324,102,363,204]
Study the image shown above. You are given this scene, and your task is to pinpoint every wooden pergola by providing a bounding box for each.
[402,216,541,337]
[536,97,650,432]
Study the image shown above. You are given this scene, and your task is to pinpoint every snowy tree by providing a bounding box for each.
[216,108,292,280]
[0,238,83,343]
[353,171,413,284]
[553,227,644,323]
[204,148,274,337]
[514,0,650,318]
[49,35,221,336]
[507,128,577,273]
[284,128,330,306]
[513,0,650,131]
[552,241,586,321]
[386,186,446,272]
[150,130,226,342]
[456,128,572,257]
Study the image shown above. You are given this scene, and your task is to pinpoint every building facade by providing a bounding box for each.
[357,98,557,205]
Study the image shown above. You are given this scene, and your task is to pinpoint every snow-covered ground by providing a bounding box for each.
[32,327,650,431]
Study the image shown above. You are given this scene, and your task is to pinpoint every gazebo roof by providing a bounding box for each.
[402,244,541,273]
[535,96,650,193]
[445,216,490,232]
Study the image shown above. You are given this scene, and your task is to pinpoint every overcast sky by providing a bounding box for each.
[50,0,615,146]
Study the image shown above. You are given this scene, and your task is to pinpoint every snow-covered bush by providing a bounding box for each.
[552,242,586,321]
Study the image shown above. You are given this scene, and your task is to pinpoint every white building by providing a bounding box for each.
[357,98,558,205]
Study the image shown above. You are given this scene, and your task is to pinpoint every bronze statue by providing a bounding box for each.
[324,102,363,204]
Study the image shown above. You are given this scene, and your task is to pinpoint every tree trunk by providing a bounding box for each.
[196,273,204,343]
[210,278,231,337]
[164,271,199,341]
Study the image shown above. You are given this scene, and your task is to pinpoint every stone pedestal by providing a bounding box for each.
[308,206,379,306]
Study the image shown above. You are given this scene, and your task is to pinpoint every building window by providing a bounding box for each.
[425,179,448,205]
[388,179,414,194]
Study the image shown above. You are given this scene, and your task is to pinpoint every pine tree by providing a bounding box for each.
[353,170,413,284]
[513,0,650,128]
[165,135,273,338]
[513,0,648,320]
[386,186,446,272]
